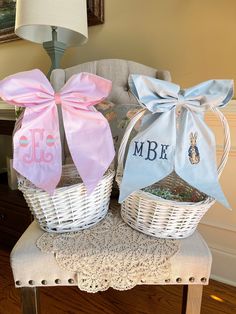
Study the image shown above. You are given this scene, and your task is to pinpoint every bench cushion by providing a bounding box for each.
[10,201,212,291]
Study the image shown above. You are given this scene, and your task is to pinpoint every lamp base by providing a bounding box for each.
[43,40,66,78]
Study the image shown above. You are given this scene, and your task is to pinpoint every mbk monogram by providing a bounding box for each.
[133,140,170,161]
[21,129,54,164]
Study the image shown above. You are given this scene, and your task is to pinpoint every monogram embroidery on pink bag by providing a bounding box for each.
[20,129,55,164]
[0,69,115,194]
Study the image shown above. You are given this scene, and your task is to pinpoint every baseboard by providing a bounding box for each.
[210,274,236,287]
[209,246,236,287]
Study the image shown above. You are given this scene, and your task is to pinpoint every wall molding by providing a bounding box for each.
[224,100,236,113]
[208,242,236,256]
[200,220,236,233]
[207,99,236,114]
[206,115,236,126]
[206,100,236,126]
[215,145,236,157]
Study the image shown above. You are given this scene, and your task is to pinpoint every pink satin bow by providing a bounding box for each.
[0,69,115,194]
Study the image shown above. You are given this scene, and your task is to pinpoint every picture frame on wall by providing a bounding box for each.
[0,0,16,43]
[0,0,104,44]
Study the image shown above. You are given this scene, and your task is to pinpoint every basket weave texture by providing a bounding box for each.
[19,165,115,233]
[116,107,230,239]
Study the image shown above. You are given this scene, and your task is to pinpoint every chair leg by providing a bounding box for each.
[20,287,40,314]
[182,285,203,314]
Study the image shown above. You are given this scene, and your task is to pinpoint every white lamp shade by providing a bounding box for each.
[15,0,88,47]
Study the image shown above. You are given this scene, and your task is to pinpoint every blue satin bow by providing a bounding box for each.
[119,75,233,208]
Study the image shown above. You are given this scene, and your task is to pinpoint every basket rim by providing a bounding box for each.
[116,174,215,207]
[19,168,115,195]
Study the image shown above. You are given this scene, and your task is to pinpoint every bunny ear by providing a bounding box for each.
[194,132,198,139]
[190,132,194,138]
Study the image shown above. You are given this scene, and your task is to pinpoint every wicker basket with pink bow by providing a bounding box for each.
[0,70,115,233]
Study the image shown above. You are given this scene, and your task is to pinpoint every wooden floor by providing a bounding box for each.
[1,248,236,314]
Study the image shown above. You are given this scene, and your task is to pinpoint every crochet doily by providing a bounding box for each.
[37,203,180,293]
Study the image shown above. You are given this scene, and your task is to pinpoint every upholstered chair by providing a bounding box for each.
[10,59,212,314]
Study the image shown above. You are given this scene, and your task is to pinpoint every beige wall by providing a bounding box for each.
[201,102,236,286]
[0,0,236,284]
[1,0,236,87]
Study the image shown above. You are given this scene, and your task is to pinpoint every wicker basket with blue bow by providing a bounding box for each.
[116,75,233,239]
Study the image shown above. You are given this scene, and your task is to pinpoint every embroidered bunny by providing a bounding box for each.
[188,132,200,164]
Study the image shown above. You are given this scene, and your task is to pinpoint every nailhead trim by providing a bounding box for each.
[201,277,207,283]
[14,276,207,287]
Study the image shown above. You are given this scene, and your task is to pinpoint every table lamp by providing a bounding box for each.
[15,0,88,76]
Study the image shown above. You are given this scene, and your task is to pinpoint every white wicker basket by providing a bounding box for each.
[116,107,230,239]
[19,164,115,233]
